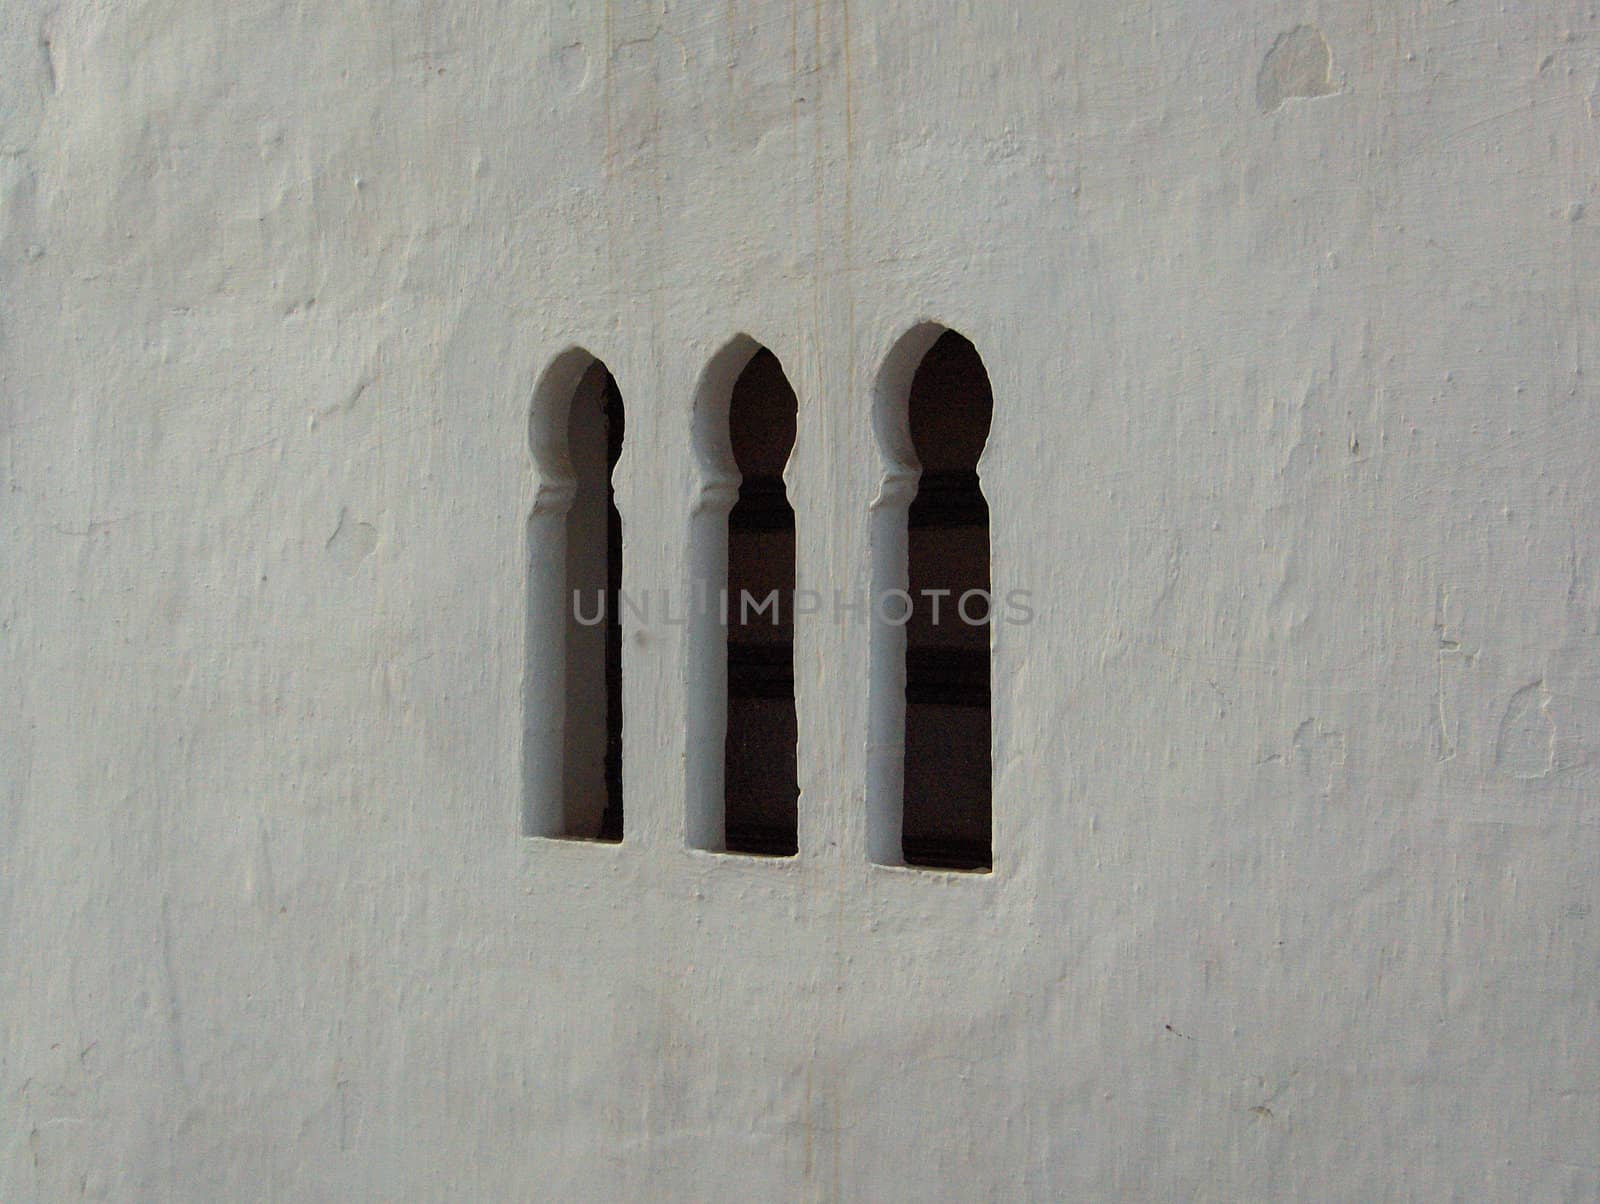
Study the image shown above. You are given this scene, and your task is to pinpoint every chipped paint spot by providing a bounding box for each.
[327,509,377,572]
[1494,681,1556,778]
[1257,26,1336,113]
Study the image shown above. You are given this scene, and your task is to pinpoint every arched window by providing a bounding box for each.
[524,352,624,841]
[687,340,799,856]
[869,328,993,871]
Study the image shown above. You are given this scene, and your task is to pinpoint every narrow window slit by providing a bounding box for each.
[723,349,799,856]
[523,354,624,841]
[869,328,994,872]
[597,373,624,840]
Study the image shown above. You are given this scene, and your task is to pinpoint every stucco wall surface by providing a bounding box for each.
[3,2,1599,1198]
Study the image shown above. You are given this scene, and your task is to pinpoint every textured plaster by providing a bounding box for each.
[3,2,1599,1198]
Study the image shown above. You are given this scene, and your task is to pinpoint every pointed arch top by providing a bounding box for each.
[529,346,609,515]
[690,333,770,512]
[870,321,996,510]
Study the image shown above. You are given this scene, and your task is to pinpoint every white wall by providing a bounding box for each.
[3,2,1598,1198]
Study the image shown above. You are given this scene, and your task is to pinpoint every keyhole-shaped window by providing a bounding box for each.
[686,339,800,857]
[725,350,800,855]
[869,328,993,871]
[524,352,624,841]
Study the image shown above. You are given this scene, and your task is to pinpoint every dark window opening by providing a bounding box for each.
[724,349,799,856]
[560,367,624,841]
[599,374,624,840]
[903,331,993,870]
